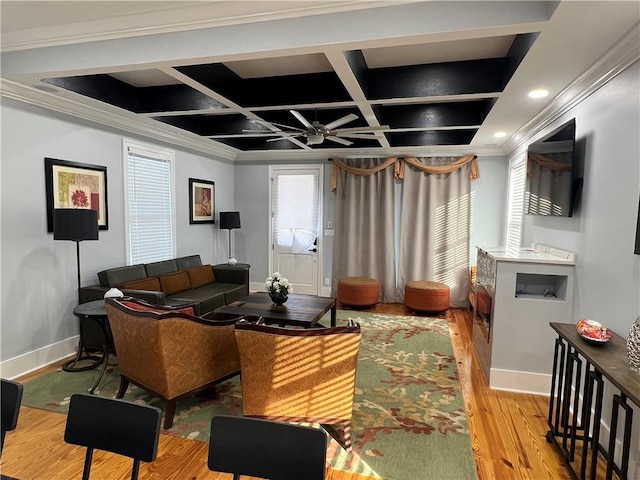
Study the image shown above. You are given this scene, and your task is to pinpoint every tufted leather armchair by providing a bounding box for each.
[105,297,242,429]
[234,320,361,450]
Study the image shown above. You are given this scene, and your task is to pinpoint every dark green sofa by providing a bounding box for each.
[79,255,249,315]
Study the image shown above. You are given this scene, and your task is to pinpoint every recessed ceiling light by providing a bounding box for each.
[528,89,549,99]
[493,131,507,138]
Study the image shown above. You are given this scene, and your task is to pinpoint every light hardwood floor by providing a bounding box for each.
[0,306,570,480]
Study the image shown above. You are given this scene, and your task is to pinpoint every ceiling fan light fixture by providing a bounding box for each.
[306,133,324,145]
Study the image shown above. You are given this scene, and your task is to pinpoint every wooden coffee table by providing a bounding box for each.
[214,292,337,328]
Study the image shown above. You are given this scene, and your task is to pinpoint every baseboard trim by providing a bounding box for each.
[489,368,551,395]
[0,336,77,380]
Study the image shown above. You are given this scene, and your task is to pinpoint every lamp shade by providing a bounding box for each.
[219,211,241,230]
[53,209,99,241]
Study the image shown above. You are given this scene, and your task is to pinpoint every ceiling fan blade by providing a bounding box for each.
[335,132,383,140]
[333,125,390,133]
[242,129,279,134]
[324,113,358,130]
[266,121,307,132]
[250,118,306,132]
[326,135,353,146]
[242,129,300,135]
[289,110,313,129]
[266,133,301,142]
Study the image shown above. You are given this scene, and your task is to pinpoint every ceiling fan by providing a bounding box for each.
[243,110,389,146]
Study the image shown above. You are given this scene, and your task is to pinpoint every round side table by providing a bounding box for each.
[63,299,115,394]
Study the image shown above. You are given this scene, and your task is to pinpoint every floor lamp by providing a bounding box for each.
[219,211,241,265]
[54,208,99,372]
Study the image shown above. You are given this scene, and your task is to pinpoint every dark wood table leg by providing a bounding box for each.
[62,315,102,372]
[331,302,337,327]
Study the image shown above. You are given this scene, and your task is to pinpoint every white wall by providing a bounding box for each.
[471,156,508,264]
[521,61,640,335]
[0,99,234,371]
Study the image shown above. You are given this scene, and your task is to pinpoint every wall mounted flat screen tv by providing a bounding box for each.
[525,118,579,217]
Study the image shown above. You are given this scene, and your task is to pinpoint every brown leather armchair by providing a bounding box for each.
[104,297,242,429]
[234,321,361,450]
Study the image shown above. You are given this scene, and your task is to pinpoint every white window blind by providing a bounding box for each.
[123,141,175,265]
[505,154,526,254]
[272,170,319,253]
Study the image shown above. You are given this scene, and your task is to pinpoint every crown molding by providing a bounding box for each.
[0,79,237,161]
[502,23,640,155]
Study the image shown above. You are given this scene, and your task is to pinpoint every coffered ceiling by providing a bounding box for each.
[1,1,639,162]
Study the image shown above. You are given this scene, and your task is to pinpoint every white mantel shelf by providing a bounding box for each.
[478,243,576,265]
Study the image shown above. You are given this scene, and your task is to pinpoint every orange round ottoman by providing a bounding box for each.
[404,281,450,312]
[337,277,380,307]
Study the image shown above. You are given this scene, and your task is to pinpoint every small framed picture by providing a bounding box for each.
[44,157,108,232]
[189,178,215,224]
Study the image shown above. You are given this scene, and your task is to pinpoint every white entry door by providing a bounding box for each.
[270,166,322,295]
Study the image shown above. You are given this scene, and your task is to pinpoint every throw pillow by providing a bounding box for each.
[159,271,191,295]
[121,300,195,316]
[187,265,216,289]
[117,277,161,292]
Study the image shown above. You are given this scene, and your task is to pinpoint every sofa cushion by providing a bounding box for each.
[159,271,191,295]
[187,265,215,289]
[222,284,247,305]
[145,259,178,278]
[169,283,234,315]
[118,277,161,292]
[99,264,147,287]
[176,255,202,270]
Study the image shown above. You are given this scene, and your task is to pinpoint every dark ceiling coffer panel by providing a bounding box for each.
[386,130,477,147]
[154,113,254,136]
[43,75,226,113]
[375,100,495,129]
[365,58,507,100]
[176,63,351,107]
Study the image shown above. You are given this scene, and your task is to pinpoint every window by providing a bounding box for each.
[123,140,176,264]
[505,153,526,254]
[271,168,320,253]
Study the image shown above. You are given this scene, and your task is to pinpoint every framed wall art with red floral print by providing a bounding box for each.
[45,157,109,232]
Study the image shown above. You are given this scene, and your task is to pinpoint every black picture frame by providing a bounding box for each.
[189,178,215,224]
[44,157,108,232]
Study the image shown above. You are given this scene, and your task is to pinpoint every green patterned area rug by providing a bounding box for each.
[22,311,478,480]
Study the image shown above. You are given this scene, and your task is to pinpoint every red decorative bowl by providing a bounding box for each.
[577,319,612,344]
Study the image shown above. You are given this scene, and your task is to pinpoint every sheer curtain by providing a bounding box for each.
[398,157,471,307]
[331,158,397,302]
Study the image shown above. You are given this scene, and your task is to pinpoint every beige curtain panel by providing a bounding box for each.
[398,157,472,308]
[331,158,397,303]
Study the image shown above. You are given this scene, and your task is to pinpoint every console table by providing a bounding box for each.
[547,322,639,480]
